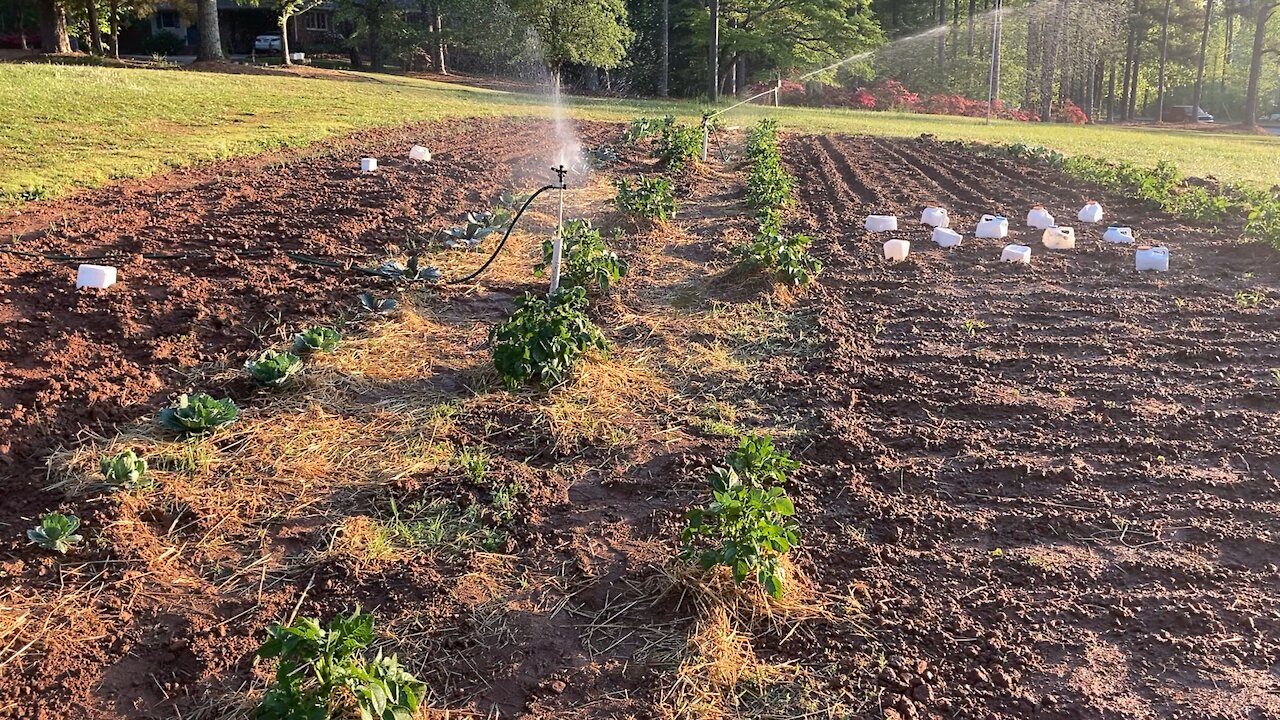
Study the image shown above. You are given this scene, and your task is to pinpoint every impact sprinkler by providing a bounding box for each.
[449,163,569,286]
[700,112,712,162]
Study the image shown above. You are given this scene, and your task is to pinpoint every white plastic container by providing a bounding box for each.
[1027,205,1056,229]
[921,207,950,228]
[1042,226,1077,250]
[976,214,1009,239]
[409,145,431,162]
[1078,201,1104,224]
[76,264,117,289]
[865,215,899,233]
[883,239,911,261]
[289,52,305,62]
[1104,226,1135,244]
[1001,244,1032,264]
[1135,246,1169,272]
[360,157,378,173]
[932,227,963,248]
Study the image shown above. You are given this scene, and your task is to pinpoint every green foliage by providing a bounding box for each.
[246,350,304,388]
[725,434,800,487]
[736,228,822,286]
[456,447,488,484]
[141,33,185,56]
[293,326,341,354]
[1244,189,1280,250]
[623,115,673,144]
[358,292,399,313]
[614,175,676,222]
[489,287,608,389]
[27,512,83,554]
[655,122,703,171]
[680,447,800,599]
[255,607,424,720]
[373,256,441,281]
[535,219,629,292]
[505,0,633,74]
[443,211,507,250]
[100,450,153,491]
[745,119,795,212]
[1235,290,1266,308]
[158,393,239,436]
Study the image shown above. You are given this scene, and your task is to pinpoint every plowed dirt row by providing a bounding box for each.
[783,133,1280,719]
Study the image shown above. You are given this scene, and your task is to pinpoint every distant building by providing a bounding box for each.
[145,1,340,55]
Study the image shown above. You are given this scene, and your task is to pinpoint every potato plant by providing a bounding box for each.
[622,115,673,144]
[726,434,799,487]
[736,228,823,286]
[100,449,153,491]
[158,393,238,436]
[246,350,304,388]
[27,512,83,554]
[614,176,676,223]
[535,219,628,292]
[489,287,608,389]
[655,122,703,172]
[255,607,424,720]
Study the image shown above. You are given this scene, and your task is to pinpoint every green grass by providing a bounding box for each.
[2,62,1278,203]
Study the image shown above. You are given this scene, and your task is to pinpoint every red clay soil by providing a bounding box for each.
[777,133,1280,719]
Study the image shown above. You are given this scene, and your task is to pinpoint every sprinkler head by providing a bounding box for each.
[552,164,568,189]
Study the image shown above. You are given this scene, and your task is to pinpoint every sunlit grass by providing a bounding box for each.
[2,62,1277,204]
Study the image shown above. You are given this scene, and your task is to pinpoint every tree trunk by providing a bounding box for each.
[1024,3,1039,110]
[280,12,291,65]
[967,0,977,55]
[1156,0,1172,122]
[1242,1,1278,127]
[435,6,446,74]
[707,0,719,102]
[37,0,71,53]
[86,0,103,54]
[1192,0,1215,120]
[735,55,746,97]
[1120,19,1135,120]
[659,0,668,96]
[368,2,383,71]
[196,0,223,61]
[109,0,118,58]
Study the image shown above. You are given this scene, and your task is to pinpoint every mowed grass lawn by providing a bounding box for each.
[2,62,1278,203]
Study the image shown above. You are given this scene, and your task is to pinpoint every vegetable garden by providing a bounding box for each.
[0,113,1278,720]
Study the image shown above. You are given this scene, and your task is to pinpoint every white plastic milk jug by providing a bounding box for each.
[76,264,117,289]
[883,239,910,261]
[360,157,378,173]
[409,145,431,162]
[932,227,963,248]
[865,215,898,233]
[976,214,1009,239]
[1104,226,1135,244]
[1078,201,1104,224]
[921,207,950,228]
[1135,246,1170,272]
[1042,226,1076,250]
[1027,205,1056,229]
[1001,244,1032,264]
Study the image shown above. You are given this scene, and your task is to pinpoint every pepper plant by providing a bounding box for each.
[27,512,84,554]
[489,287,608,388]
[255,607,424,720]
[534,219,629,292]
[158,393,238,436]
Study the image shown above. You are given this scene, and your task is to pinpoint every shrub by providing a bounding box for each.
[489,287,608,389]
[27,512,83,554]
[535,219,628,292]
[614,176,676,222]
[255,608,424,720]
[293,327,341,354]
[141,32,185,56]
[655,122,703,171]
[100,450,153,491]
[158,393,239,436]
[246,350,303,388]
[680,439,801,599]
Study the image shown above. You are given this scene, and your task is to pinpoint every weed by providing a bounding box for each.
[246,349,303,388]
[1235,290,1265,308]
[615,175,677,222]
[293,326,341,354]
[99,449,154,491]
[157,393,238,437]
[27,512,83,554]
[455,446,489,484]
[961,318,989,336]
[534,219,629,292]
[255,608,424,720]
[490,287,608,389]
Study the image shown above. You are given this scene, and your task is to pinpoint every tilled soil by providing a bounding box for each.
[782,133,1280,719]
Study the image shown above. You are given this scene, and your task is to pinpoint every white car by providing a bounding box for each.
[254,34,282,52]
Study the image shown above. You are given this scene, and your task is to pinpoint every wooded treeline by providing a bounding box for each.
[11,0,1280,124]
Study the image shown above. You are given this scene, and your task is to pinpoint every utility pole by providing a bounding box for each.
[708,0,719,103]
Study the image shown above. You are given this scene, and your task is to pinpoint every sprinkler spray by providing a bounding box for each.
[548,163,569,292]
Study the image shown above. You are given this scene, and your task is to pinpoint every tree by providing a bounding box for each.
[1191,0,1215,117]
[274,0,321,64]
[196,0,223,60]
[509,0,633,90]
[1241,0,1279,125]
[37,0,71,52]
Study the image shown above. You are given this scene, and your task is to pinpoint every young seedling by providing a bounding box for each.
[246,350,304,388]
[961,318,989,336]
[1272,368,1280,386]
[158,393,239,436]
[358,292,399,313]
[293,326,341,354]
[456,447,488,484]
[100,449,154,491]
[443,211,506,250]
[27,512,83,554]
[1235,290,1265,308]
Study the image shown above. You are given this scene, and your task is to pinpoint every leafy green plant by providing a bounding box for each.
[27,512,83,554]
[736,228,822,286]
[158,393,239,436]
[294,326,341,354]
[489,287,608,389]
[655,122,703,171]
[582,144,620,167]
[247,350,304,388]
[623,115,673,144]
[535,219,629,292]
[726,434,799,487]
[255,607,424,720]
[373,256,441,281]
[680,465,799,599]
[961,318,989,336]
[358,292,399,313]
[1272,368,1280,386]
[100,450,154,491]
[1235,289,1266,308]
[614,176,677,222]
[456,447,488,484]
[443,211,506,250]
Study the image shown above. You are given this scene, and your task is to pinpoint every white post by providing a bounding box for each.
[549,185,565,292]
[701,122,709,162]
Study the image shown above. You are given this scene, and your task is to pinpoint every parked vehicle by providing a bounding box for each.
[254,34,282,52]
[1162,105,1214,123]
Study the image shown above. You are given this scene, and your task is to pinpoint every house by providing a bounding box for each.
[146,0,340,55]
